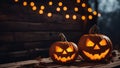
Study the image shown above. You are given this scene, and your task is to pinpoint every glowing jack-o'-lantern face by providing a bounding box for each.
[49,41,78,63]
[78,34,112,61]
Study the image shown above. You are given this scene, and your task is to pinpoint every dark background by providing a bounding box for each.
[0,0,120,63]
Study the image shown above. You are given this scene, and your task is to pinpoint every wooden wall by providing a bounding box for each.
[0,0,97,63]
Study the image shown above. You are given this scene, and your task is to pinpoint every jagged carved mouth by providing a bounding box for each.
[83,49,110,60]
[53,54,75,62]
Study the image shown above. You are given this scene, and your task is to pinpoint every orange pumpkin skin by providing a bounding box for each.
[78,34,112,61]
[49,41,78,63]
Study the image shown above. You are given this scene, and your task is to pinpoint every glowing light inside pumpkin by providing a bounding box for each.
[83,49,110,60]
[62,50,67,54]
[53,54,75,62]
[56,46,63,52]
[86,39,94,47]
[99,39,107,46]
[66,45,74,52]
[94,44,100,50]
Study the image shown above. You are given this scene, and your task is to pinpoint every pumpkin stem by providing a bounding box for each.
[89,24,99,34]
[59,33,67,41]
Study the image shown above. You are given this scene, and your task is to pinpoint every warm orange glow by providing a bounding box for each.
[81,16,86,20]
[62,51,67,54]
[58,2,63,6]
[49,1,53,6]
[53,54,75,62]
[88,15,93,20]
[88,8,92,12]
[66,45,73,52]
[14,0,18,2]
[63,6,67,11]
[76,0,81,3]
[23,1,27,6]
[30,2,34,7]
[94,45,100,50]
[39,10,43,14]
[93,11,97,15]
[56,46,63,52]
[82,3,86,7]
[99,39,107,46]
[72,15,77,20]
[32,6,37,11]
[65,14,70,19]
[56,7,60,12]
[47,12,52,17]
[86,39,94,47]
[74,7,79,12]
[40,5,45,10]
[83,49,110,60]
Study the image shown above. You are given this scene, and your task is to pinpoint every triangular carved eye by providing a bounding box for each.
[99,39,107,46]
[56,46,63,52]
[66,45,73,52]
[86,39,94,47]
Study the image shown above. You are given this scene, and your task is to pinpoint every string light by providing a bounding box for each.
[88,15,93,20]
[32,6,37,11]
[74,7,79,12]
[72,15,77,20]
[98,13,101,17]
[39,10,43,14]
[47,12,52,17]
[82,3,86,8]
[88,8,92,12]
[30,2,35,7]
[93,11,97,15]
[56,7,60,12]
[63,6,67,11]
[76,0,80,3]
[81,15,86,20]
[58,2,63,6]
[65,14,70,19]
[49,1,53,6]
[14,0,18,2]
[23,1,27,6]
[40,5,45,10]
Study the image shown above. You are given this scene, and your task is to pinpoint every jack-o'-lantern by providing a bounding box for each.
[78,25,112,61]
[49,33,78,63]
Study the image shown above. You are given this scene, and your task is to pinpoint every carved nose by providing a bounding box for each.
[94,44,100,50]
[62,50,67,54]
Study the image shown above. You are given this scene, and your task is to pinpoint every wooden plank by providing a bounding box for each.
[0,21,84,32]
[0,32,82,42]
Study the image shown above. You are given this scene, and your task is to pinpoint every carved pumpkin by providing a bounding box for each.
[49,33,78,63]
[78,25,112,61]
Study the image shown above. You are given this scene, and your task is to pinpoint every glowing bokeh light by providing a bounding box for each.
[14,0,18,2]
[32,6,37,11]
[40,5,45,10]
[49,1,53,6]
[82,3,86,7]
[23,1,27,6]
[88,15,93,20]
[47,12,52,17]
[39,10,43,14]
[88,8,92,12]
[58,2,63,6]
[65,14,70,19]
[30,2,35,7]
[81,15,86,20]
[93,11,97,15]
[74,7,79,12]
[76,0,81,3]
[56,7,61,12]
[63,6,67,11]
[72,15,77,20]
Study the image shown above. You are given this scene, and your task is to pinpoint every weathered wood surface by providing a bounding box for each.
[0,57,120,68]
